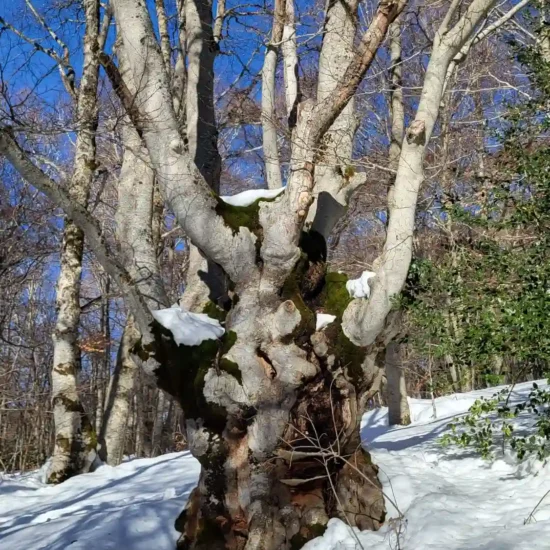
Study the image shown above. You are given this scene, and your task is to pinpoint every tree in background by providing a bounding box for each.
[405,0,550,395]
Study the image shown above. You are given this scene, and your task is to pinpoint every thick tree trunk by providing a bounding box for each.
[48,0,100,484]
[149,267,386,549]
[106,0,406,545]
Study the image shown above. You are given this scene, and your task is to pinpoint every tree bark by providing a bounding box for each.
[281,0,298,119]
[385,341,410,425]
[186,0,221,188]
[152,389,168,455]
[99,37,169,464]
[343,0,499,347]
[306,0,362,239]
[100,318,139,465]
[261,0,284,190]
[48,0,101,484]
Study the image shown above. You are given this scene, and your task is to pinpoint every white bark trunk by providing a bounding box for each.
[182,0,228,311]
[281,0,298,119]
[48,0,101,484]
[173,0,187,129]
[151,389,167,455]
[155,0,172,80]
[99,41,168,464]
[101,318,139,465]
[261,0,284,190]
[306,0,359,238]
[343,0,499,347]
[388,17,404,171]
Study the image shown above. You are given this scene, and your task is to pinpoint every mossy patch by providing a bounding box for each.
[215,194,283,266]
[82,420,97,451]
[214,197,263,235]
[321,272,351,318]
[202,301,228,322]
[144,321,227,433]
[219,358,242,384]
[220,330,237,355]
[54,362,77,377]
[280,255,316,345]
[324,320,365,385]
[53,395,85,414]
[217,330,241,382]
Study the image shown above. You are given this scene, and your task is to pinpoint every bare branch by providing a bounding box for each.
[261,0,285,190]
[281,0,299,120]
[0,130,154,337]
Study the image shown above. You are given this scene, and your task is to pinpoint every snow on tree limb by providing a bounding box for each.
[152,306,225,346]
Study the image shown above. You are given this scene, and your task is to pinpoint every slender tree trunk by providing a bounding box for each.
[49,144,98,483]
[281,0,298,118]
[48,0,101,484]
[343,0,499,348]
[261,0,284,190]
[383,17,411,426]
[98,39,169,464]
[388,17,404,170]
[100,318,139,465]
[180,0,228,311]
[306,0,361,239]
[155,0,172,80]
[151,390,167,455]
[385,341,410,425]
[186,0,221,187]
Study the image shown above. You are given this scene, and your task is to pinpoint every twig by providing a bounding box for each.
[524,489,550,525]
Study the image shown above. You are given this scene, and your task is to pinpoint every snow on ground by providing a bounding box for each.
[0,452,200,550]
[305,380,550,550]
[316,313,336,331]
[3,382,550,549]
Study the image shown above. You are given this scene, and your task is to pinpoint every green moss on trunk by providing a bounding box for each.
[280,255,316,345]
[145,322,235,433]
[202,301,228,322]
[321,272,351,317]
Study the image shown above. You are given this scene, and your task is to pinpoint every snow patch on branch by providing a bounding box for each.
[316,313,336,331]
[220,187,285,207]
[346,270,376,299]
[152,305,224,346]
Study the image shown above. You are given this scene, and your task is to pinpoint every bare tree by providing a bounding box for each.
[47,0,104,483]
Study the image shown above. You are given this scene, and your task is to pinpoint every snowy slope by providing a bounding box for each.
[306,380,550,550]
[0,452,200,550]
[2,382,550,549]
